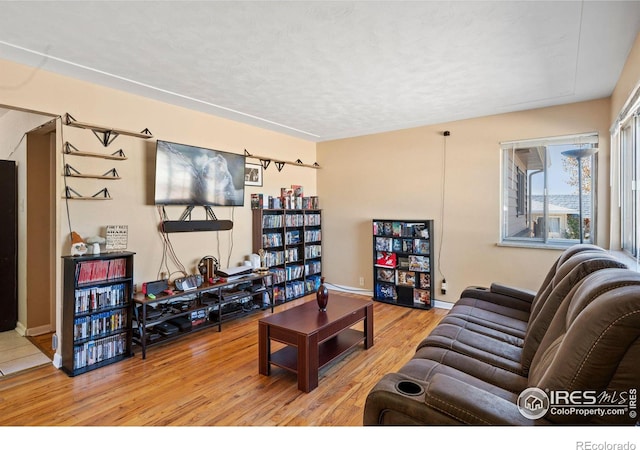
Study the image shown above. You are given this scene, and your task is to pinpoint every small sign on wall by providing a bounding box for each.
[106,225,128,250]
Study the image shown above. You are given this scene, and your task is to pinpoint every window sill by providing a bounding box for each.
[497,240,575,251]
[608,250,640,272]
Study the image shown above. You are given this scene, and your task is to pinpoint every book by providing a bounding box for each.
[405,223,429,238]
[413,239,430,255]
[375,252,397,268]
[375,283,397,300]
[392,222,403,236]
[419,273,431,289]
[375,237,393,252]
[396,270,415,287]
[413,288,431,307]
[291,185,304,198]
[376,268,395,283]
[251,193,264,209]
[409,255,430,272]
[383,222,393,236]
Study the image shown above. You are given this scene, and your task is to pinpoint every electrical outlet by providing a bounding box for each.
[51,334,58,350]
[359,276,365,287]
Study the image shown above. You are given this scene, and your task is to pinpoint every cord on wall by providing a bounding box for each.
[438,131,450,293]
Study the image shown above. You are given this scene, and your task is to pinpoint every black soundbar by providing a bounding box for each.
[161,220,234,233]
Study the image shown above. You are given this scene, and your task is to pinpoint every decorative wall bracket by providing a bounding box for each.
[64,113,153,147]
[244,149,320,172]
[64,186,112,200]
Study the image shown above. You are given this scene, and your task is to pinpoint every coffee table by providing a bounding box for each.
[258,294,374,392]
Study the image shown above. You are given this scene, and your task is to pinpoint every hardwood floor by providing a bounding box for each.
[0,293,447,426]
[27,332,55,360]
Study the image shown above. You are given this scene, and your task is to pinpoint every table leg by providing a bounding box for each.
[364,303,374,349]
[258,323,270,376]
[141,303,147,359]
[298,332,319,392]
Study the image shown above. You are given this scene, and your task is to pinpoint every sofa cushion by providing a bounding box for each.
[520,252,627,371]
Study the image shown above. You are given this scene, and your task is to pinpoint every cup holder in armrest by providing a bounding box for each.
[395,380,424,396]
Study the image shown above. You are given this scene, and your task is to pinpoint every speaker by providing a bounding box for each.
[161,220,233,233]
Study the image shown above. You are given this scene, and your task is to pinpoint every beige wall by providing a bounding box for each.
[26,131,55,331]
[611,31,640,122]
[0,57,315,357]
[317,98,612,302]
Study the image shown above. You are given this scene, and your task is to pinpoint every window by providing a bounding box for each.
[501,133,598,247]
[616,98,640,258]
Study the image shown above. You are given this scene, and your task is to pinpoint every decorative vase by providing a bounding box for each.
[316,277,329,311]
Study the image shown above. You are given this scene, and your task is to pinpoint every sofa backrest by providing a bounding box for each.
[527,268,640,424]
[529,244,605,314]
[520,251,627,371]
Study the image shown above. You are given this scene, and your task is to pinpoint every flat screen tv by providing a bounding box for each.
[154,140,245,206]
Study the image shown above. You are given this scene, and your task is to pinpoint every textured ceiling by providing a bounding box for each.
[1,1,639,142]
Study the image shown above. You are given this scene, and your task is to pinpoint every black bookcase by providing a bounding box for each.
[372,219,434,309]
[61,251,135,376]
[252,209,322,303]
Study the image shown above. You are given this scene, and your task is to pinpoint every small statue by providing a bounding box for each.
[70,231,87,256]
[257,248,268,272]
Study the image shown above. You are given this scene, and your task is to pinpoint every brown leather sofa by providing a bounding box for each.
[363,245,640,425]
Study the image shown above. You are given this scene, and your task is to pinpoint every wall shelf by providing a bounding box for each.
[64,165,120,180]
[244,149,320,172]
[64,142,127,160]
[64,113,153,147]
[64,187,112,200]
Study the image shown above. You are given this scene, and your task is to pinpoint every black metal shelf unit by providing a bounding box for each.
[372,219,434,309]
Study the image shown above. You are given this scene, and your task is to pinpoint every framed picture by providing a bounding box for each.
[245,162,263,186]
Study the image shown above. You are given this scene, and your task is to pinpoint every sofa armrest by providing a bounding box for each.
[363,372,549,425]
[489,283,536,303]
[363,373,461,425]
[459,283,535,312]
[424,373,546,425]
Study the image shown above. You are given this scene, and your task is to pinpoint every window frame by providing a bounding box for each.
[500,133,599,249]
[619,111,640,258]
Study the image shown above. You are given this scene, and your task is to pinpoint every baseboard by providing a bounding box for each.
[52,352,62,369]
[14,321,26,336]
[325,283,372,296]
[433,299,454,310]
[25,324,54,337]
[325,283,454,310]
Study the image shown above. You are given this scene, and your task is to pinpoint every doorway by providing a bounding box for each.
[0,107,58,362]
[25,121,57,339]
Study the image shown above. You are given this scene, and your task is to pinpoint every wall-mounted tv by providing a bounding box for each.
[154,140,246,207]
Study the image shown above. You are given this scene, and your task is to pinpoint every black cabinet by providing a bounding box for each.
[372,220,434,309]
[61,252,135,375]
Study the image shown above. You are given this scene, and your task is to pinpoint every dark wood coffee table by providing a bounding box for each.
[258,294,374,392]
